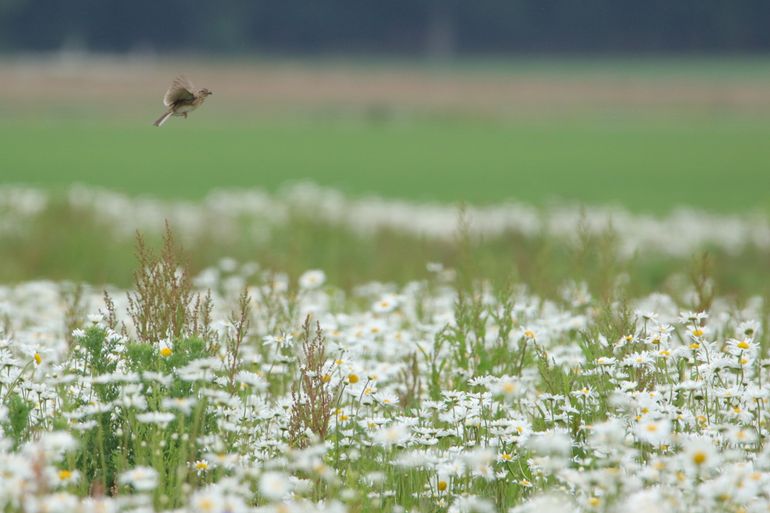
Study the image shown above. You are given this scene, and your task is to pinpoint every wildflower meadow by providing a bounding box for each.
[2,186,770,513]
[3,15,770,513]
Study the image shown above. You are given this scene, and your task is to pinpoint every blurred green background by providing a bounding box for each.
[2,57,770,212]
[2,1,770,294]
[4,2,770,212]
[3,115,770,212]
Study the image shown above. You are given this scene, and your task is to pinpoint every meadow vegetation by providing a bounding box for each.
[2,58,770,512]
[3,184,770,299]
[2,220,770,512]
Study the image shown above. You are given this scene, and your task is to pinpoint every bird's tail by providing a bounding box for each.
[153,111,173,127]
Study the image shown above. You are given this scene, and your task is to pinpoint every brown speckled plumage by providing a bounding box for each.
[152,76,212,127]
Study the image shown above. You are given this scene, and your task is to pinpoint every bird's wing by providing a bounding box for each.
[163,75,195,106]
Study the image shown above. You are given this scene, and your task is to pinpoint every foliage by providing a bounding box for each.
[127,223,213,343]
[2,1,770,53]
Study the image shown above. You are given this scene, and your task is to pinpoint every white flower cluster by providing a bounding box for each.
[0,261,769,512]
[2,183,770,257]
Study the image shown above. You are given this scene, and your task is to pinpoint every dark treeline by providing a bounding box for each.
[1,0,769,55]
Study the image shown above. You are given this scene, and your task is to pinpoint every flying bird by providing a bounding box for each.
[152,76,212,127]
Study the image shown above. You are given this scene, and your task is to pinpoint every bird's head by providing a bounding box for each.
[199,88,213,97]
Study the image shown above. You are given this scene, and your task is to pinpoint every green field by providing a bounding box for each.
[3,57,770,291]
[6,60,770,513]
[3,115,770,212]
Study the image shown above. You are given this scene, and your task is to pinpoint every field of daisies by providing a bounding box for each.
[3,186,770,513]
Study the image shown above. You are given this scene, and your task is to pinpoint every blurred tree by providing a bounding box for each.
[1,0,769,54]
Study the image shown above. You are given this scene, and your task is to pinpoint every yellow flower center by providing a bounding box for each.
[737,340,750,350]
[524,330,536,339]
[437,480,448,492]
[58,469,72,480]
[160,347,173,357]
[34,352,42,365]
[692,451,707,465]
[589,497,601,507]
[348,374,359,384]
[195,461,209,471]
[692,328,704,337]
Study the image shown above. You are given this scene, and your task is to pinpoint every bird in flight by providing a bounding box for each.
[152,75,212,127]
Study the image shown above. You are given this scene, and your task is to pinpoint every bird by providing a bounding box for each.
[152,75,212,127]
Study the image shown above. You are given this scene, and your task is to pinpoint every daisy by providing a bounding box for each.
[162,397,196,415]
[299,270,326,290]
[136,411,176,427]
[681,436,719,475]
[259,471,292,501]
[372,294,399,314]
[373,423,411,447]
[634,418,671,445]
[119,466,159,491]
[193,459,210,475]
[158,339,173,358]
[493,376,521,399]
